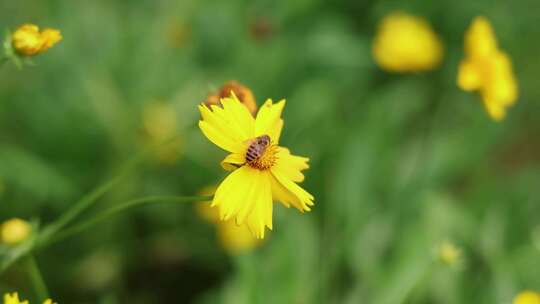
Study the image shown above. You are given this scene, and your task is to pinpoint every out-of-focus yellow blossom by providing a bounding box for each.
[205,81,258,116]
[199,94,314,238]
[3,293,56,304]
[11,24,62,56]
[457,16,518,121]
[166,20,191,49]
[196,187,261,254]
[142,101,182,164]
[372,12,443,72]
[1,218,32,245]
[513,291,540,304]
[437,240,462,266]
[4,293,28,304]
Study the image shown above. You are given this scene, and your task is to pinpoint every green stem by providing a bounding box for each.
[43,195,212,246]
[0,137,183,274]
[26,255,49,300]
[39,146,152,243]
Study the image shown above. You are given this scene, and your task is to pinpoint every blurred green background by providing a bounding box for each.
[1,0,539,303]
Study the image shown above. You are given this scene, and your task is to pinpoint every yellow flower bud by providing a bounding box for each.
[11,23,62,56]
[205,81,258,116]
[1,218,32,245]
[513,291,540,304]
[437,240,462,266]
[372,12,443,72]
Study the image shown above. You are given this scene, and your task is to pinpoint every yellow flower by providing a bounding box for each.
[457,16,518,121]
[513,291,540,304]
[1,218,32,245]
[198,94,314,238]
[11,24,62,56]
[3,293,28,304]
[3,293,56,304]
[372,12,443,72]
[196,187,261,254]
[205,81,258,116]
[437,240,462,266]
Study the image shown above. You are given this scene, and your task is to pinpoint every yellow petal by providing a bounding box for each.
[40,28,62,50]
[199,105,243,153]
[465,16,498,59]
[485,51,518,106]
[457,60,482,91]
[244,172,273,238]
[272,147,309,182]
[271,154,314,213]
[270,174,308,211]
[482,95,506,121]
[4,293,29,304]
[255,99,285,144]
[198,94,255,153]
[220,152,245,171]
[212,166,273,238]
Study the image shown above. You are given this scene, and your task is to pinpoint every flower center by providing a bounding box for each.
[245,135,278,170]
[248,144,278,170]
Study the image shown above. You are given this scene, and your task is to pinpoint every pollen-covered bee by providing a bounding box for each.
[246,135,271,163]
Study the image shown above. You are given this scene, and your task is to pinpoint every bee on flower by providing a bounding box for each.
[11,24,62,56]
[198,93,314,238]
[457,16,518,121]
[372,12,443,73]
[3,292,56,304]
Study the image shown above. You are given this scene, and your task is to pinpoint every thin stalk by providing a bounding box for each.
[26,255,49,300]
[39,141,162,243]
[43,195,212,246]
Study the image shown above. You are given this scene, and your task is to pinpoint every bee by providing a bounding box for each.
[246,135,271,163]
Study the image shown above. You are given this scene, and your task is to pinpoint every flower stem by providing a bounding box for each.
[26,255,49,300]
[42,195,212,246]
[38,146,152,244]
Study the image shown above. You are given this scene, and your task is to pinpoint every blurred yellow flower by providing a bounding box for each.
[372,12,443,72]
[3,293,56,304]
[196,189,261,255]
[513,291,540,304]
[1,218,31,245]
[199,94,314,238]
[457,16,518,121]
[142,101,182,164]
[4,293,28,304]
[437,240,462,266]
[205,81,258,116]
[11,24,62,56]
